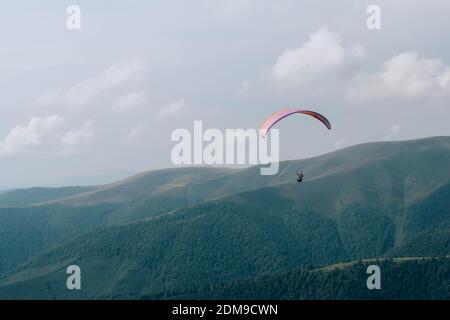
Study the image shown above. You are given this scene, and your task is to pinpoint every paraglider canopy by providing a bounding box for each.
[260,108,331,137]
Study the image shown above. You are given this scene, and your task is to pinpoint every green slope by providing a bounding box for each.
[0,204,117,275]
[0,136,449,299]
[51,136,450,207]
[54,167,237,205]
[156,257,450,300]
[0,201,347,299]
[1,179,449,299]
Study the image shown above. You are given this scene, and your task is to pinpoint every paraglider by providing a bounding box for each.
[260,108,331,182]
[296,170,304,183]
[260,108,331,138]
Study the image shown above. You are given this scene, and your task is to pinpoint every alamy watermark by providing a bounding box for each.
[366,265,381,290]
[66,265,81,290]
[366,5,381,30]
[66,5,81,30]
[171,121,280,175]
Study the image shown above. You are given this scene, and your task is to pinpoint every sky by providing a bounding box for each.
[1,0,450,187]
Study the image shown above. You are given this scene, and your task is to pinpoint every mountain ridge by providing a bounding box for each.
[44,135,450,207]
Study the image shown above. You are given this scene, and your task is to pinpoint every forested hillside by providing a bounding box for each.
[0,137,449,299]
[156,257,450,300]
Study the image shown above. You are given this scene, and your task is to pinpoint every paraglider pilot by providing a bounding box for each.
[296,170,303,183]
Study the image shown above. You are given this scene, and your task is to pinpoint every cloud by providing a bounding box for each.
[127,125,145,141]
[348,52,450,101]
[0,116,96,156]
[114,92,148,111]
[60,120,94,153]
[438,69,450,88]
[159,98,185,118]
[270,28,364,89]
[0,115,64,155]
[37,60,141,108]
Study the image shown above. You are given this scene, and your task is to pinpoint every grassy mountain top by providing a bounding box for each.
[53,166,237,205]
[47,136,450,207]
[0,186,96,207]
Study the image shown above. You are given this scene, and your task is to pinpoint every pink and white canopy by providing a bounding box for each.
[260,109,331,137]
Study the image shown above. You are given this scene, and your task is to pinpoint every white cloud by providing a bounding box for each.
[0,116,96,156]
[127,125,145,141]
[60,120,94,148]
[438,69,450,88]
[159,98,185,118]
[114,92,148,111]
[37,60,141,108]
[348,52,450,101]
[0,115,64,156]
[270,28,364,89]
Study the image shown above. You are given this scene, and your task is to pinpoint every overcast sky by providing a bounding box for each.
[1,0,450,187]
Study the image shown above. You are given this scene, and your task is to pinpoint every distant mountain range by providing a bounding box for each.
[0,136,449,299]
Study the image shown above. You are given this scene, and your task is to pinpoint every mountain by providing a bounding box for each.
[0,186,96,207]
[0,204,117,275]
[49,171,137,187]
[47,136,450,207]
[0,136,449,299]
[53,167,236,205]
[156,257,450,300]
